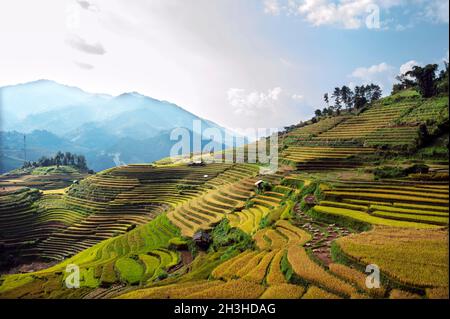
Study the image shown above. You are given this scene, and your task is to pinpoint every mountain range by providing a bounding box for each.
[0,80,237,173]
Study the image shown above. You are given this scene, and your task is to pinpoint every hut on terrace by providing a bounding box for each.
[193,230,212,249]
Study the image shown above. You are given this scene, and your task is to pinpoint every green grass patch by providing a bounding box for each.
[115,257,144,285]
[209,219,254,260]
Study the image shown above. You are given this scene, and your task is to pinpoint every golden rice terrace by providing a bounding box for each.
[0,90,448,300]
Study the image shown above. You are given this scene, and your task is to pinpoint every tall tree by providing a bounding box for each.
[369,84,382,102]
[406,64,439,98]
[69,153,75,166]
[314,109,322,118]
[75,155,87,170]
[55,151,63,167]
[63,152,70,166]
[340,85,353,110]
[323,93,329,107]
[331,87,342,113]
[353,85,368,110]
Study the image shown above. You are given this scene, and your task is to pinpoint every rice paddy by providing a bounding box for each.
[315,181,449,228]
[0,91,448,299]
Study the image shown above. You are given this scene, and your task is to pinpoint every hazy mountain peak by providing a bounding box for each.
[1,80,235,172]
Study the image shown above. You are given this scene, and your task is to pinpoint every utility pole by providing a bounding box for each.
[23,134,27,163]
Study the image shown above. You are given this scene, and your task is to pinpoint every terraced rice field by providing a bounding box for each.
[168,180,257,236]
[0,83,449,301]
[118,216,392,299]
[0,163,259,261]
[280,93,442,150]
[281,146,374,170]
[0,189,89,257]
[396,96,448,135]
[167,172,285,236]
[0,170,88,191]
[166,166,265,236]
[315,102,416,142]
[227,188,287,234]
[283,116,351,144]
[119,219,314,299]
[335,226,448,291]
[315,181,449,228]
[363,126,421,147]
[328,263,386,297]
[0,214,182,296]
[287,245,362,298]
[1,167,448,299]
[279,94,448,170]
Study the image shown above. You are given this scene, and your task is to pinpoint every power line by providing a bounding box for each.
[23,134,27,162]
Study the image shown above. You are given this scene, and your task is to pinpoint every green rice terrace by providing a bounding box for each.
[0,88,448,299]
[0,165,89,191]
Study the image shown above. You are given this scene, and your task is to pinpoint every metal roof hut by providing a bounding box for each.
[254,180,264,190]
[188,160,205,167]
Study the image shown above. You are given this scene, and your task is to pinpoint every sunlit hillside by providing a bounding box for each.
[1,83,448,299]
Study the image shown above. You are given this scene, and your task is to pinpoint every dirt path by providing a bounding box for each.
[168,250,193,274]
[293,203,352,266]
[1,260,59,275]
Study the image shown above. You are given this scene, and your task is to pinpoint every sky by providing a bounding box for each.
[0,0,448,131]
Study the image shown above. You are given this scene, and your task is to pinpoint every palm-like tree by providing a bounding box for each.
[323,93,329,107]
[406,64,438,98]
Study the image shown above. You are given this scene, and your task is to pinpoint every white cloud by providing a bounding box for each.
[350,62,396,91]
[399,60,420,75]
[226,87,310,128]
[398,60,421,81]
[352,62,394,80]
[423,0,449,24]
[264,0,281,15]
[350,59,438,94]
[265,0,448,29]
[395,23,412,31]
[1,0,308,131]
[268,0,403,29]
[227,87,283,117]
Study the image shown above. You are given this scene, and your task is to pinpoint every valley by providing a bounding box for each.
[0,80,239,173]
[0,86,448,299]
